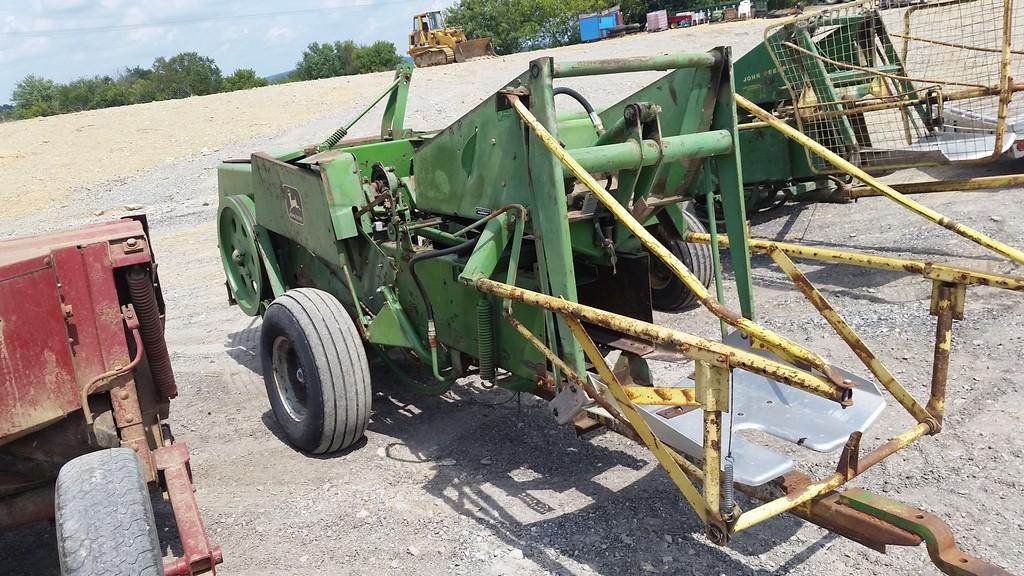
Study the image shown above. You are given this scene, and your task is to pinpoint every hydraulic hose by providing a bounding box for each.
[553,86,606,135]
[126,266,177,400]
[410,235,481,381]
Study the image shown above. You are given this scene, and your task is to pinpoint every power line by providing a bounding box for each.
[0,0,425,38]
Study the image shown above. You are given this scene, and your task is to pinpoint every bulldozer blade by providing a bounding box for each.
[453,38,496,63]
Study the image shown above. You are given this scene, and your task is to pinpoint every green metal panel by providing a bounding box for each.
[527,57,586,377]
[217,162,254,200]
[411,70,533,218]
[342,139,417,179]
[251,153,342,265]
[710,49,755,319]
[734,42,790,106]
[738,127,795,183]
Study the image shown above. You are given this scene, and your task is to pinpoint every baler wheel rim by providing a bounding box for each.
[271,335,309,422]
[218,195,264,316]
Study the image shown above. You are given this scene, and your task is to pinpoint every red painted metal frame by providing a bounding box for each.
[155,443,223,576]
[0,219,142,444]
[0,217,221,574]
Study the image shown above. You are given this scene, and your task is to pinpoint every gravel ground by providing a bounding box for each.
[2,16,1023,576]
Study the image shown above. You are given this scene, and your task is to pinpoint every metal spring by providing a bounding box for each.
[477,298,495,385]
[723,455,736,518]
[319,126,349,152]
[126,266,177,400]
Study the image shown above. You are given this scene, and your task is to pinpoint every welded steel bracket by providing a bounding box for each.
[154,443,222,576]
[840,489,1013,576]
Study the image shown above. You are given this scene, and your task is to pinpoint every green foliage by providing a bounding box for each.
[293,41,358,80]
[8,51,228,119]
[57,76,131,112]
[352,41,403,74]
[292,40,402,80]
[221,68,269,92]
[6,37,402,120]
[150,52,223,99]
[445,0,609,54]
[12,75,58,119]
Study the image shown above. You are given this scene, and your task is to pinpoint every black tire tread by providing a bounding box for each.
[651,208,713,312]
[266,288,371,454]
[55,448,163,576]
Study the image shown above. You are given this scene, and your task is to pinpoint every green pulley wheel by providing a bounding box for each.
[218,195,264,316]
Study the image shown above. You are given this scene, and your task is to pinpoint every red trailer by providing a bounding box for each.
[0,217,221,576]
[668,13,694,27]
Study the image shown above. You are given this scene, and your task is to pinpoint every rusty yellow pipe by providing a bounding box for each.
[731,422,930,532]
[622,386,700,406]
[685,232,1024,291]
[735,94,1024,266]
[508,94,853,393]
[696,361,730,526]
[564,316,709,522]
[476,277,846,403]
[926,284,955,427]
[847,174,1024,199]
[768,247,937,429]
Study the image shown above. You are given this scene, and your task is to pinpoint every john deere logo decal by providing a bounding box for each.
[283,185,304,225]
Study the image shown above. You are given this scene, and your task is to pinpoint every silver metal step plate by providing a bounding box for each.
[910,128,1017,162]
[633,332,887,486]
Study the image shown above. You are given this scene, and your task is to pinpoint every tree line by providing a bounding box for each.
[443,0,725,54]
[444,0,794,55]
[3,40,403,121]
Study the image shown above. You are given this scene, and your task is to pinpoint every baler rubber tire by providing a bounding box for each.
[650,208,713,312]
[261,288,371,454]
[55,448,163,576]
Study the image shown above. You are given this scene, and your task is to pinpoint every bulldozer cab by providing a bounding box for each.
[411,11,446,47]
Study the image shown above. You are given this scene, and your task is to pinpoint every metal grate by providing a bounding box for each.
[762,0,1023,172]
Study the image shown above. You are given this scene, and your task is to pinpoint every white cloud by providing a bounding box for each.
[0,0,462,102]
[0,37,50,64]
[263,25,293,45]
[31,0,90,13]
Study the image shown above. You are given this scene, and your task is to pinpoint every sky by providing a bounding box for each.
[0,0,456,104]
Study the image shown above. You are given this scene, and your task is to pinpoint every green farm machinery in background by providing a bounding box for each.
[216,41,1021,574]
[728,0,1024,213]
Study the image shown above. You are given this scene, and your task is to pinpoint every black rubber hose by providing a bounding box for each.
[553,86,595,115]
[553,86,605,135]
[126,266,177,400]
[409,236,480,330]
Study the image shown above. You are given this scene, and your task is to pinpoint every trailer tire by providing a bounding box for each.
[261,288,371,454]
[55,448,163,576]
[650,208,713,312]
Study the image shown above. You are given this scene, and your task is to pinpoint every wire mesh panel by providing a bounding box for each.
[762,0,1023,172]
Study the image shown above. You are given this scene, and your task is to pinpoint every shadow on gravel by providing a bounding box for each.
[0,521,59,576]
[358,355,811,575]
[225,317,820,574]
[225,316,262,377]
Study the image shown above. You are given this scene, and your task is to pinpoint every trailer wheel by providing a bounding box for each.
[261,288,371,454]
[650,209,713,312]
[55,448,163,576]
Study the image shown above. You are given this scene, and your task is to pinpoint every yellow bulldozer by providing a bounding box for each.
[407,10,497,67]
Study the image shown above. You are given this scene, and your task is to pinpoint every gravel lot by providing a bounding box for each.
[2,16,1023,576]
